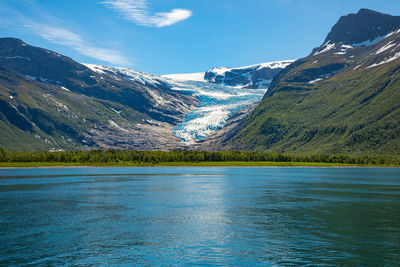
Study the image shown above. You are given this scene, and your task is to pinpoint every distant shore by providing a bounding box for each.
[1,150,399,168]
[0,161,399,168]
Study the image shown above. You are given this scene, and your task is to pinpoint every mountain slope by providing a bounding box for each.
[221,9,400,155]
[0,38,197,151]
[0,38,196,124]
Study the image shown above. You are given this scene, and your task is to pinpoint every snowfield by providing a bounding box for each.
[162,72,205,82]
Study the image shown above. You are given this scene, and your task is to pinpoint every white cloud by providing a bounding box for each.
[154,9,192,27]
[24,23,130,66]
[101,0,192,28]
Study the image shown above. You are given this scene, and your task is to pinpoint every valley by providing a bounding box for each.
[0,38,289,151]
[1,9,400,156]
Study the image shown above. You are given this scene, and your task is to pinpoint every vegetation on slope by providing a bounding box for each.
[224,10,400,155]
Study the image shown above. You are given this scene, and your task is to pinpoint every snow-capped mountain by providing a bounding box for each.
[204,61,295,89]
[0,36,269,151]
[163,60,294,89]
[0,38,197,151]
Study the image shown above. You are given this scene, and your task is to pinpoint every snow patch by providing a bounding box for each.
[367,51,400,68]
[25,75,37,80]
[1,55,31,61]
[209,67,231,75]
[108,120,129,133]
[314,41,335,55]
[376,41,397,54]
[353,36,384,47]
[352,29,400,47]
[308,78,323,84]
[110,107,122,114]
[83,63,163,87]
[54,100,69,111]
[162,72,205,82]
[239,60,295,70]
[84,63,106,74]
[341,44,354,49]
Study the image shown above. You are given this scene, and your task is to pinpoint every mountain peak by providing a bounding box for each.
[324,9,400,45]
[0,37,27,47]
[357,8,383,15]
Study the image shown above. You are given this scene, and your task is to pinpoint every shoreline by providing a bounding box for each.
[0,161,399,168]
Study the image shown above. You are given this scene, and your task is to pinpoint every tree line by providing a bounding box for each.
[0,148,399,165]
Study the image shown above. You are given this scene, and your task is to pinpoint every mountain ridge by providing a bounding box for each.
[163,60,294,89]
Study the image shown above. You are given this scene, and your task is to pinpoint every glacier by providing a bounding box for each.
[84,63,268,144]
[164,78,266,143]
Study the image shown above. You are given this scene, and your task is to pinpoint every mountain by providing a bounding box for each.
[204,61,295,89]
[325,8,400,45]
[161,61,298,144]
[5,8,398,155]
[215,9,400,155]
[163,60,294,89]
[0,38,197,151]
[0,38,273,151]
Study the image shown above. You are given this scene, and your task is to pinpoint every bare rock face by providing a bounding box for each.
[85,121,191,151]
[325,9,400,45]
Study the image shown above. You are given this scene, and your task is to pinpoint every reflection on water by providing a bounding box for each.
[0,167,399,265]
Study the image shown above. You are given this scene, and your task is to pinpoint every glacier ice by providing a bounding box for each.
[164,78,266,143]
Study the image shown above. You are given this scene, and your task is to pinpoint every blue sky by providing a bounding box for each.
[1,0,400,75]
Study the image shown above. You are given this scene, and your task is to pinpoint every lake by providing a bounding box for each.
[1,167,399,266]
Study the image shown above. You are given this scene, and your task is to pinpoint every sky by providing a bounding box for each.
[1,0,400,75]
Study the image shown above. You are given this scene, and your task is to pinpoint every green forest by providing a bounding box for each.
[0,148,399,166]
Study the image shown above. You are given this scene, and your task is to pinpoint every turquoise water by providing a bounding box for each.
[1,167,399,266]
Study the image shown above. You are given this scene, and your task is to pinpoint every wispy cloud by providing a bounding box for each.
[101,0,192,28]
[24,23,130,66]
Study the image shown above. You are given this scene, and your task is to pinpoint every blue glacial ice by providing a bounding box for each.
[164,79,267,143]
